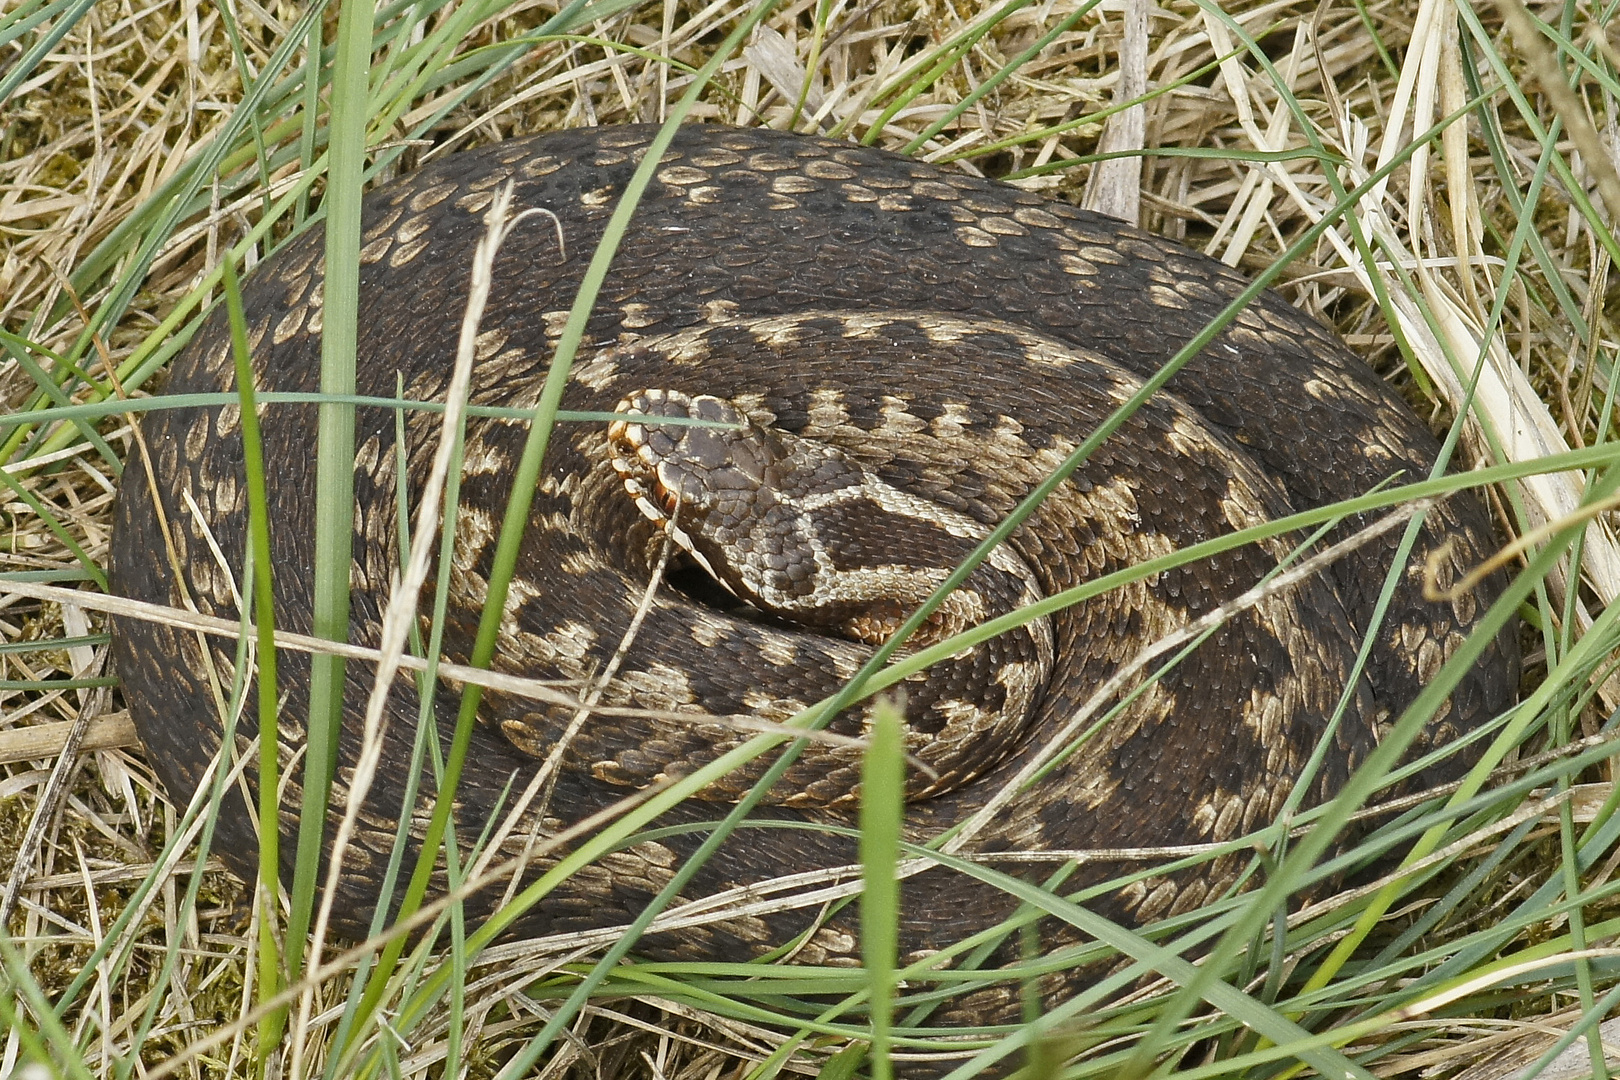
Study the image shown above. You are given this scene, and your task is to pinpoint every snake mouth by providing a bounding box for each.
[609,456,683,523]
[606,396,694,526]
[645,474,684,519]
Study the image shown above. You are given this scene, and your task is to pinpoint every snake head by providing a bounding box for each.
[606,389,1049,658]
[608,390,781,512]
[608,389,803,599]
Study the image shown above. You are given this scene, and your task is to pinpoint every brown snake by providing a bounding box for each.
[110,124,1519,1050]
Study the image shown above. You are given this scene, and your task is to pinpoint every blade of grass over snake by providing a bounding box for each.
[860,702,905,1080]
[222,254,287,1064]
[316,187,549,1075]
[0,391,731,429]
[286,0,372,1008]
[315,385,439,1077]
[464,706,858,1079]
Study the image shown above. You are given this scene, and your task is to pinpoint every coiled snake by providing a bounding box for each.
[110,124,1518,1035]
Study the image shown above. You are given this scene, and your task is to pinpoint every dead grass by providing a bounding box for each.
[2,0,1618,1076]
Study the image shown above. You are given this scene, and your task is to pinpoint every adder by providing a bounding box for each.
[110,123,1518,1036]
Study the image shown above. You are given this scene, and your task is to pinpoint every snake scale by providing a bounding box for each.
[110,124,1519,1039]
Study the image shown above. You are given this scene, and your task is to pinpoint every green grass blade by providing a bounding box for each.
[0,935,96,1080]
[0,390,719,430]
[0,0,96,103]
[222,253,287,1067]
[0,330,120,472]
[0,463,107,589]
[287,0,372,978]
[860,702,905,1080]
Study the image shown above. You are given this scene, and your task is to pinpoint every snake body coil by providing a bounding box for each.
[111,125,1518,1028]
